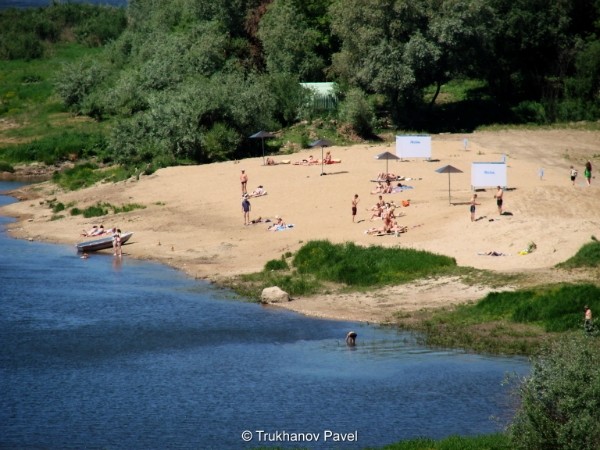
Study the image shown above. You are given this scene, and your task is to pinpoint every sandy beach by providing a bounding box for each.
[2,128,599,323]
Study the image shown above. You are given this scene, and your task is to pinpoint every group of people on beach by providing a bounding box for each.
[363,196,407,235]
[80,225,123,257]
[469,185,504,222]
[240,169,287,229]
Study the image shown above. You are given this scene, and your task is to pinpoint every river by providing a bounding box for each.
[0,181,529,449]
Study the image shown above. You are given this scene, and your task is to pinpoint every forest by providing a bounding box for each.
[1,0,599,170]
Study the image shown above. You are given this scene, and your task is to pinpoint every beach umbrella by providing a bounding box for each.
[375,151,400,176]
[310,139,332,176]
[435,164,463,205]
[250,131,275,165]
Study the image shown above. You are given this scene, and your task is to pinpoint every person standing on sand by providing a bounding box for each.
[352,194,359,222]
[470,194,480,222]
[112,228,122,257]
[494,186,504,214]
[240,169,248,194]
[242,194,251,225]
[570,166,578,186]
[584,160,592,186]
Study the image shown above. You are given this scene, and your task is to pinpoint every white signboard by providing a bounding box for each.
[471,162,507,188]
[395,135,432,159]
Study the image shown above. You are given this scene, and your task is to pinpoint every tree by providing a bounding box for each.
[510,335,600,450]
[258,0,326,80]
[329,0,496,126]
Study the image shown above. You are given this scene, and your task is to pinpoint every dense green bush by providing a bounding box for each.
[292,240,456,287]
[337,87,375,137]
[512,101,547,124]
[264,258,289,271]
[509,335,600,450]
[82,203,109,218]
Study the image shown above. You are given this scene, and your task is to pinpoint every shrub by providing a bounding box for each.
[292,240,456,287]
[82,203,109,218]
[337,88,375,137]
[265,258,289,271]
[512,101,547,124]
[509,335,600,450]
[52,202,65,213]
[52,163,100,191]
[0,161,15,173]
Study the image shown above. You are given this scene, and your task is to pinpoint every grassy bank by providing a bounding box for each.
[228,240,461,299]
[227,238,600,355]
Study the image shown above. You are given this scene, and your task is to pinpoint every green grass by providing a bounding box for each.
[375,433,512,450]
[226,240,459,301]
[424,79,489,104]
[0,44,111,165]
[52,164,133,190]
[292,240,457,286]
[398,283,600,354]
[0,43,103,119]
[556,236,600,268]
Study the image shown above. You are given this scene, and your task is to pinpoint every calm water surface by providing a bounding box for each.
[0,181,529,449]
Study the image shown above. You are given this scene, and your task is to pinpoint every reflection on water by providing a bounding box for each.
[0,182,529,449]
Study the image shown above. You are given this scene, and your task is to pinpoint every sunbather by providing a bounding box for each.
[371,182,385,194]
[267,216,286,231]
[81,224,106,237]
[369,202,383,221]
[376,172,398,181]
[248,185,267,197]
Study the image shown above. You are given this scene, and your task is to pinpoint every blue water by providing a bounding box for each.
[0,0,126,10]
[0,181,529,449]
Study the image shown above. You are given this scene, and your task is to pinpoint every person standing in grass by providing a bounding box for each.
[584,305,593,334]
[352,194,359,222]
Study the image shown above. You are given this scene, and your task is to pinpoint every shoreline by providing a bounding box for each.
[2,129,600,325]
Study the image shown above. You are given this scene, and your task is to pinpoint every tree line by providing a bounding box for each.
[1,0,599,169]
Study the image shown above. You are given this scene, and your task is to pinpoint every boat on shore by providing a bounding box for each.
[76,232,133,253]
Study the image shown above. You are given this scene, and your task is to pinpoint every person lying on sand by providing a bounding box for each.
[376,172,399,181]
[478,251,509,256]
[81,224,106,237]
[248,185,267,197]
[294,155,320,165]
[266,157,276,165]
[267,216,286,231]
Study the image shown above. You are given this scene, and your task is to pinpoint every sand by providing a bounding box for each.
[2,128,599,323]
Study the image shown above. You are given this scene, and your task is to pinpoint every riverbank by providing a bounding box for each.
[2,128,600,325]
